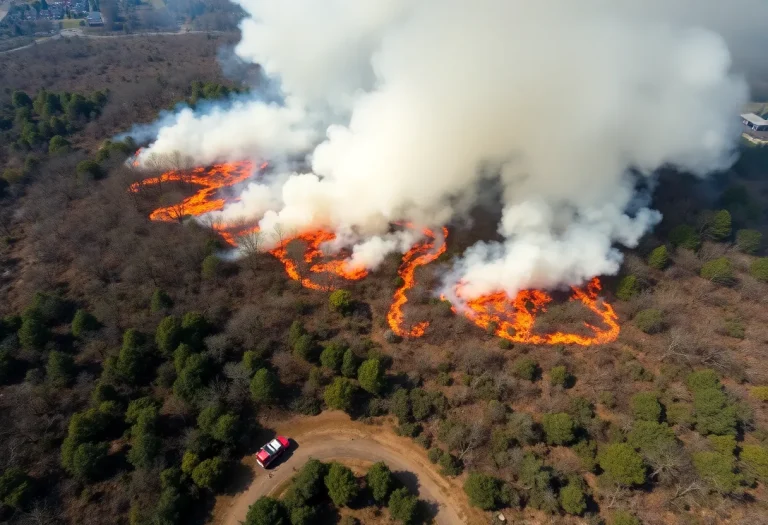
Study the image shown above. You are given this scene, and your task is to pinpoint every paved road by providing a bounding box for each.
[213,412,481,525]
[0,27,222,55]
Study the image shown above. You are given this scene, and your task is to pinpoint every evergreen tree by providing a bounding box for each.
[46,351,75,387]
[357,358,385,395]
[647,245,668,270]
[71,309,97,337]
[155,316,181,357]
[341,348,358,378]
[324,462,358,507]
[324,377,356,412]
[250,368,279,404]
[598,444,646,486]
[366,462,394,503]
[706,210,732,241]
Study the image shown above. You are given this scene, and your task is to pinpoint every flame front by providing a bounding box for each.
[267,230,368,291]
[129,161,265,221]
[387,226,449,337]
[131,161,619,345]
[447,277,619,346]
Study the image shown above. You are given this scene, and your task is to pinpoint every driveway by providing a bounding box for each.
[212,411,484,525]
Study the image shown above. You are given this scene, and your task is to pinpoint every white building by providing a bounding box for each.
[741,113,768,132]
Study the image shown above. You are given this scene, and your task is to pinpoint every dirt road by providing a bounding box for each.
[212,411,485,525]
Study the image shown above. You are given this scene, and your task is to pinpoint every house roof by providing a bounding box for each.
[741,113,768,126]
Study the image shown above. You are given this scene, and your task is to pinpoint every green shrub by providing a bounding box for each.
[669,224,700,250]
[201,254,221,279]
[611,510,641,525]
[666,402,692,427]
[627,421,676,453]
[357,358,385,395]
[293,334,314,361]
[46,351,75,387]
[150,288,173,312]
[597,443,646,486]
[191,457,224,490]
[68,441,109,481]
[12,90,32,109]
[549,365,572,388]
[0,467,33,509]
[692,387,738,436]
[700,257,734,285]
[48,134,70,154]
[736,229,762,254]
[750,258,768,283]
[541,413,575,445]
[324,462,358,507]
[740,444,768,482]
[463,473,504,510]
[705,210,732,241]
[692,451,741,494]
[319,342,345,373]
[244,496,288,525]
[438,452,463,476]
[749,386,768,401]
[329,289,352,315]
[559,478,587,515]
[250,368,279,404]
[155,316,181,357]
[18,313,48,350]
[631,392,662,422]
[573,440,598,471]
[388,487,418,525]
[616,275,640,301]
[633,309,664,334]
[686,369,720,392]
[341,348,358,378]
[427,448,444,464]
[647,246,669,270]
[724,318,745,339]
[513,357,539,381]
[324,377,356,412]
[71,309,97,338]
[76,160,104,182]
[366,462,394,504]
[2,168,24,185]
[708,435,736,456]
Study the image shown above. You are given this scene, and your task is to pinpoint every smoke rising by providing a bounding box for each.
[132,0,755,299]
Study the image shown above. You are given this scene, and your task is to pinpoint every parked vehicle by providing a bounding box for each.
[255,436,291,468]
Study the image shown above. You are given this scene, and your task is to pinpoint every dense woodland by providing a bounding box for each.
[1,34,768,525]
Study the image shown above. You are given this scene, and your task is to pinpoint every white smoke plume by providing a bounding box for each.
[133,0,757,298]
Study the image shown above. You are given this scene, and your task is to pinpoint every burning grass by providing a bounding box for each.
[130,160,621,346]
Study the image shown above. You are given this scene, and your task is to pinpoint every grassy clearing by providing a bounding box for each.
[60,18,83,29]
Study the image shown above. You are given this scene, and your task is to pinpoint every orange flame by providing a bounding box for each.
[447,277,619,346]
[131,160,619,345]
[387,226,449,337]
[129,161,267,221]
[268,230,368,291]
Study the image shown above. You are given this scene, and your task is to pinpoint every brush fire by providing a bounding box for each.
[124,0,751,346]
[130,161,620,345]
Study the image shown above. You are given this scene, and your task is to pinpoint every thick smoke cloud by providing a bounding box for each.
[133,0,755,297]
